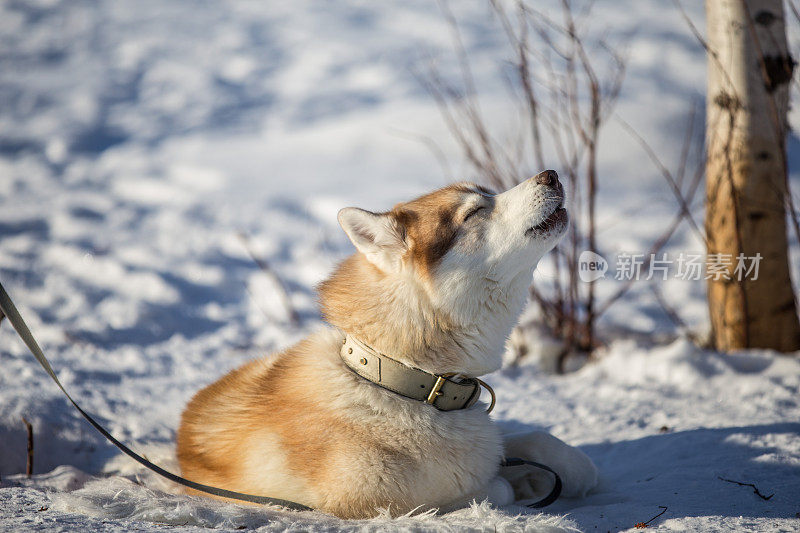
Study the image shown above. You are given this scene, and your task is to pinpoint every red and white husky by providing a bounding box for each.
[176,170,597,518]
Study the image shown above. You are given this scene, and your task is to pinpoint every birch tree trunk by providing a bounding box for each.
[705,0,800,352]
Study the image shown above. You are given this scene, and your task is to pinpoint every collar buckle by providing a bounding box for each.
[425,373,456,404]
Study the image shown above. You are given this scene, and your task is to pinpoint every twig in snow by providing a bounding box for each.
[21,417,33,478]
[634,506,667,528]
[718,476,774,501]
[237,232,300,328]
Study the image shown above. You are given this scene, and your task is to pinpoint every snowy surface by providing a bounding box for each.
[1,0,799,531]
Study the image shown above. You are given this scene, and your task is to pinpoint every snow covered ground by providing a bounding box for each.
[1,0,799,531]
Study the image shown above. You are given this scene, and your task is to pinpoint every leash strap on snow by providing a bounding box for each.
[501,457,563,509]
[0,281,313,512]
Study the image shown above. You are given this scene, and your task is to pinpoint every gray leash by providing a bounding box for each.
[0,280,561,512]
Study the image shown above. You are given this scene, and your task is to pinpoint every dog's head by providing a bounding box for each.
[337,170,567,301]
[323,170,567,374]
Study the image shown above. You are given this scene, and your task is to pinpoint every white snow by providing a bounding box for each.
[1,0,799,531]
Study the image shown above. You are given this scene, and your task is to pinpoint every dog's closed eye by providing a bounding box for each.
[463,206,485,222]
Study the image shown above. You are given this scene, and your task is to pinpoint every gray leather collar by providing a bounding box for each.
[340,334,483,411]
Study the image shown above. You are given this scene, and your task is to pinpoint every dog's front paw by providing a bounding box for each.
[501,431,597,500]
[486,476,515,507]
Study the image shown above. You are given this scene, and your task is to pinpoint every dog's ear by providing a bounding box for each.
[338,207,406,273]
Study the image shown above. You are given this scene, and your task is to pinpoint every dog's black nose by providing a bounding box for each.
[534,169,559,186]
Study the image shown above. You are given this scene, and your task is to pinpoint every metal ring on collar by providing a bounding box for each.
[475,378,496,413]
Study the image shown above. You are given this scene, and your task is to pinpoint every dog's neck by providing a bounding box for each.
[318,254,530,376]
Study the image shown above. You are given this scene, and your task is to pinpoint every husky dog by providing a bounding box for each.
[176,170,597,518]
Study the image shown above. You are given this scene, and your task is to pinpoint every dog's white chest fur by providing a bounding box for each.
[243,329,504,512]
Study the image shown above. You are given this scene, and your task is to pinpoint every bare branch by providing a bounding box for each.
[677,103,698,188]
[22,417,33,478]
[634,506,668,529]
[387,127,455,183]
[648,283,689,332]
[718,476,774,501]
[238,232,300,328]
[616,116,706,244]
